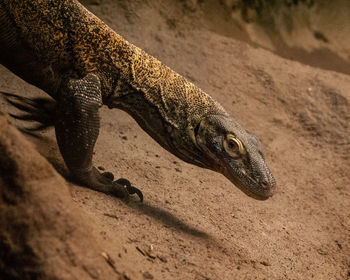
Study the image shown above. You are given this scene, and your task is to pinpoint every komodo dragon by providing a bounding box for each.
[0,0,276,201]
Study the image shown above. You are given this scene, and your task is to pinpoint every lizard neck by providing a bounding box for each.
[106,38,227,166]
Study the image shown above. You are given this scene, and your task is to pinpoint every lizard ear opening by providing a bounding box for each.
[188,120,202,148]
[194,121,201,137]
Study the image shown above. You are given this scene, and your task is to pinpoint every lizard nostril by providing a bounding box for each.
[261,179,269,189]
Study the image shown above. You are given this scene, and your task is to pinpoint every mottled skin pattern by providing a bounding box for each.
[0,0,276,200]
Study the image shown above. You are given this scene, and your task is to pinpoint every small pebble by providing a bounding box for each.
[143,271,154,279]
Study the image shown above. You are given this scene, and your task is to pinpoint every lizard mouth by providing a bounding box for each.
[222,167,276,200]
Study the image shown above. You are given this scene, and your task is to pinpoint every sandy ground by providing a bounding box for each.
[0,1,349,279]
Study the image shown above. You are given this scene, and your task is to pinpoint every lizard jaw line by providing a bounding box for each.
[223,167,274,200]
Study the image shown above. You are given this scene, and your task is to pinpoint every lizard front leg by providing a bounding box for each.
[55,73,143,201]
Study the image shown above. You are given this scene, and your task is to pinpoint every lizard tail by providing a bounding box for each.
[0,91,56,131]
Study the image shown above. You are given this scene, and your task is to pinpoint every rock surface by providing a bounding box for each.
[0,112,126,279]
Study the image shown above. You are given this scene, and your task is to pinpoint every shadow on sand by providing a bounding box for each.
[8,119,211,240]
[126,200,211,239]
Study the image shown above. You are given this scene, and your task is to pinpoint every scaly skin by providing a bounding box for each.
[0,0,276,200]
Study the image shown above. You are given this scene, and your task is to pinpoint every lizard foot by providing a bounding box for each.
[99,169,143,202]
[73,167,143,202]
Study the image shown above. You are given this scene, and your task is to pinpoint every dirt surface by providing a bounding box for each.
[0,0,349,279]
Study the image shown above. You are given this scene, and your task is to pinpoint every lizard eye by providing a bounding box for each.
[223,135,246,158]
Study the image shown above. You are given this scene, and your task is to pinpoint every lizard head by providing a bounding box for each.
[193,114,276,200]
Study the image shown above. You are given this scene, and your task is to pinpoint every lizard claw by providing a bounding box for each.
[110,183,143,202]
[115,178,131,187]
[102,171,114,181]
[110,183,130,201]
[126,185,143,202]
[114,178,143,202]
